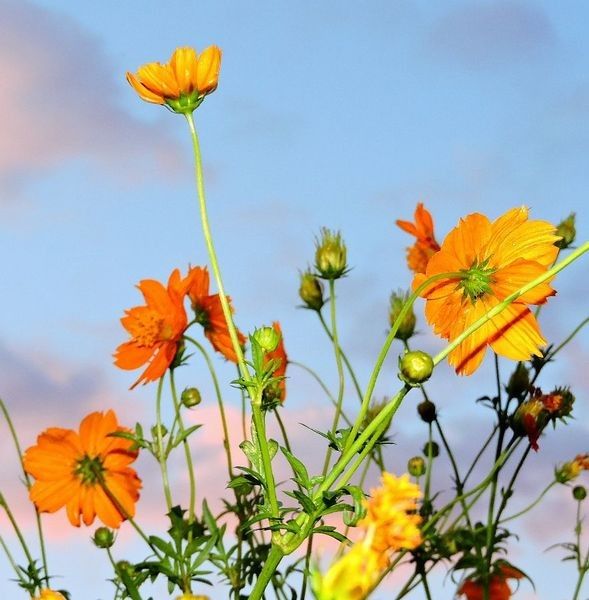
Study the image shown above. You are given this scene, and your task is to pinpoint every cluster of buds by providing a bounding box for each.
[511,386,575,450]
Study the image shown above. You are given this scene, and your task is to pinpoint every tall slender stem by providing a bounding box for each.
[185,335,234,477]
[185,113,250,383]
[155,377,173,511]
[0,398,48,584]
[322,279,346,475]
[170,370,197,524]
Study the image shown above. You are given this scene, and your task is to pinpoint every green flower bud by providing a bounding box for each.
[505,363,530,398]
[389,290,416,341]
[299,270,325,311]
[93,527,115,549]
[252,326,280,353]
[115,560,135,577]
[408,456,426,477]
[314,228,347,280]
[422,441,439,458]
[555,213,576,249]
[151,424,168,439]
[181,387,202,408]
[417,399,437,423]
[399,350,434,386]
[573,485,587,501]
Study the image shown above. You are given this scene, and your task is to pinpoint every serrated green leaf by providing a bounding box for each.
[280,446,311,488]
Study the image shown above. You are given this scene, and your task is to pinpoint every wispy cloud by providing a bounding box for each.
[428,1,556,69]
[0,0,184,204]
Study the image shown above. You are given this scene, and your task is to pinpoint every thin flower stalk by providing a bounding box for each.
[170,370,197,524]
[0,398,48,584]
[184,113,250,383]
[155,377,174,511]
[322,279,346,476]
[185,335,234,476]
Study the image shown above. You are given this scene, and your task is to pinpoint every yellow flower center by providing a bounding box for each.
[132,310,165,346]
[74,455,104,485]
[460,259,495,302]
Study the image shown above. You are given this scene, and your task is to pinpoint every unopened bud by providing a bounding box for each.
[314,228,347,280]
[253,326,280,353]
[389,290,416,341]
[181,387,202,408]
[417,400,437,423]
[93,527,115,549]
[175,595,211,600]
[408,456,426,477]
[541,387,575,420]
[116,560,135,577]
[505,363,530,398]
[151,424,168,439]
[299,270,325,311]
[573,486,587,501]
[422,441,439,458]
[555,460,582,484]
[399,350,434,386]
[555,213,576,249]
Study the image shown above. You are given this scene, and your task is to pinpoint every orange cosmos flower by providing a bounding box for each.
[127,46,222,113]
[114,269,188,388]
[396,203,441,274]
[414,207,559,375]
[184,266,246,363]
[23,410,141,528]
[264,321,288,404]
[458,564,524,600]
[34,590,67,600]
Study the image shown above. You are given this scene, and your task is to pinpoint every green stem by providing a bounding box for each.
[500,481,556,523]
[185,335,234,477]
[463,425,498,485]
[170,369,197,524]
[322,279,346,476]
[548,316,589,360]
[300,531,314,600]
[185,112,250,383]
[0,495,35,568]
[274,408,292,454]
[0,398,49,584]
[317,311,363,403]
[0,533,27,586]
[155,377,173,511]
[433,242,589,367]
[289,361,352,426]
[251,400,280,518]
[249,545,285,600]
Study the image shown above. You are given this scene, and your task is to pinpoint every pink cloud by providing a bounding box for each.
[0,0,184,203]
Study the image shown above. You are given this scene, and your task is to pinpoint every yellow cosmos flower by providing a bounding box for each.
[312,540,382,600]
[358,472,422,556]
[33,590,67,600]
[414,207,560,375]
[127,46,222,113]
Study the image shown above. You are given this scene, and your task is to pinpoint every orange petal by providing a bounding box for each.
[169,47,199,93]
[196,45,222,95]
[114,341,154,370]
[126,72,165,104]
[136,62,180,98]
[488,304,546,361]
[491,259,555,305]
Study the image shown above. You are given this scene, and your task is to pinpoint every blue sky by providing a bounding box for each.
[1,1,588,598]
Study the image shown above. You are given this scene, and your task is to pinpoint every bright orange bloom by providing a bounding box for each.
[358,472,422,560]
[23,411,141,528]
[184,266,246,363]
[34,590,67,600]
[127,46,222,112]
[414,207,559,375]
[114,269,188,388]
[264,322,288,403]
[458,564,524,600]
[396,203,441,274]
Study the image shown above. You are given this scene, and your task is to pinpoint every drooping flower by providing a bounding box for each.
[127,46,222,113]
[458,564,524,600]
[23,411,141,528]
[114,269,188,388]
[414,207,560,375]
[396,203,440,274]
[183,266,246,362]
[358,472,422,559]
[263,321,288,404]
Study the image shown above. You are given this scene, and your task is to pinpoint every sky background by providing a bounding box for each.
[1,0,588,598]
